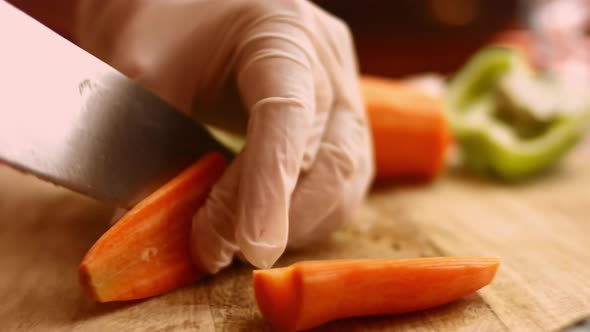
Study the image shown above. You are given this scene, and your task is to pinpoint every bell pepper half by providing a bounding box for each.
[447,46,590,180]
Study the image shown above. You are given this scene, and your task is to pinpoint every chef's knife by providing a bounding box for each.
[0,1,232,208]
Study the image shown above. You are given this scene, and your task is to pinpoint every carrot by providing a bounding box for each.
[79,152,227,302]
[361,76,451,180]
[253,257,500,331]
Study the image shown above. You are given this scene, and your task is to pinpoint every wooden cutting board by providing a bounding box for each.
[0,140,589,332]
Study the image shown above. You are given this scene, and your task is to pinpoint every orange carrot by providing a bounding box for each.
[362,76,451,180]
[254,257,500,331]
[79,152,227,302]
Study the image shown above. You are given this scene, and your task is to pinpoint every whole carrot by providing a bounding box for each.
[361,76,451,180]
[254,257,500,331]
[79,152,227,302]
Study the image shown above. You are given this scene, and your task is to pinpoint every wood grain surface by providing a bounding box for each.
[0,141,588,332]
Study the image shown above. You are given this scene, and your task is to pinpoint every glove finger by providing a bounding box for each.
[302,130,374,249]
[233,17,318,268]
[234,13,332,170]
[190,153,243,274]
[288,14,374,248]
[288,108,372,248]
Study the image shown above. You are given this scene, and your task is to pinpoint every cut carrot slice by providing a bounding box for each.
[79,152,227,302]
[362,76,451,180]
[253,257,500,331]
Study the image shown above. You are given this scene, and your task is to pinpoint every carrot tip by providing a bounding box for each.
[253,266,301,331]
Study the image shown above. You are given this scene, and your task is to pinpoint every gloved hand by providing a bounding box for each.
[76,0,374,273]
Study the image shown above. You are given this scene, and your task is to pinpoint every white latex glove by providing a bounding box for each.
[77,0,374,272]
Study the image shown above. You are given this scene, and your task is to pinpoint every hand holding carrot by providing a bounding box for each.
[76,0,374,273]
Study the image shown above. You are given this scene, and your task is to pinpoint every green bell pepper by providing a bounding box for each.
[447,46,590,180]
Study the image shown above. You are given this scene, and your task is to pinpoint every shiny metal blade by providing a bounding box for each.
[0,2,230,208]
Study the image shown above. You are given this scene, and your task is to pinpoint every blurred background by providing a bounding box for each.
[314,0,589,83]
[316,0,523,77]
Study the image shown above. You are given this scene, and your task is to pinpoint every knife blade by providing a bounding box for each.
[0,1,231,208]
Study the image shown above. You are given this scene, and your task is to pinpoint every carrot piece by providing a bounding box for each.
[79,152,227,302]
[361,76,451,180]
[253,257,500,331]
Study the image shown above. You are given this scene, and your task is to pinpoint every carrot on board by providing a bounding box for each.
[361,75,451,180]
[79,152,227,302]
[253,257,500,331]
